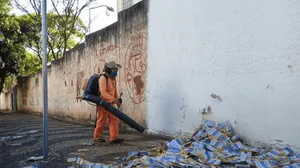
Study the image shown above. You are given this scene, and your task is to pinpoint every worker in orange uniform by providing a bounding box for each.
[93,61,124,144]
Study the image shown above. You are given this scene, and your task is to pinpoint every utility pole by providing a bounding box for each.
[41,0,48,158]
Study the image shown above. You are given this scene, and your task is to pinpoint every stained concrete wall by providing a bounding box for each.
[147,0,300,149]
[15,0,148,125]
[0,92,11,111]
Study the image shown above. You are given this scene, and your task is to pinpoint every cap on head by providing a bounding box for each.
[105,61,122,69]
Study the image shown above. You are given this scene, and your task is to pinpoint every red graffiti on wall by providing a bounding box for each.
[124,32,147,104]
[93,44,117,74]
[135,24,146,32]
[99,44,118,56]
[93,48,107,74]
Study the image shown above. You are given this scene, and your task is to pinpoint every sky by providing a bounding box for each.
[11,0,118,35]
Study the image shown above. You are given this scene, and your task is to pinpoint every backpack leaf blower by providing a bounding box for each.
[80,74,145,133]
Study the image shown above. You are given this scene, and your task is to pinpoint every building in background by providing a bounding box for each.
[117,0,142,11]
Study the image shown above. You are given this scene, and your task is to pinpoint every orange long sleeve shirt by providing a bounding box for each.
[98,74,118,103]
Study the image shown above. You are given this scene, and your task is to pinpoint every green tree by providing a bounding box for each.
[15,0,93,62]
[16,12,86,62]
[19,52,42,76]
[0,0,27,94]
[1,0,97,94]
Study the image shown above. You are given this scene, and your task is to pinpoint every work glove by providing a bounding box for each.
[118,98,123,104]
[113,98,121,106]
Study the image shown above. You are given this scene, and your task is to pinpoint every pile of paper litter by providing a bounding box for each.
[71,120,300,168]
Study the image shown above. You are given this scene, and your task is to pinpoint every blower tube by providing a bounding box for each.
[82,94,145,133]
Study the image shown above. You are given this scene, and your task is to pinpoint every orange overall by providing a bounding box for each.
[93,74,119,142]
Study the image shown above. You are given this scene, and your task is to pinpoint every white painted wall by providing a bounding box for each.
[147,0,300,149]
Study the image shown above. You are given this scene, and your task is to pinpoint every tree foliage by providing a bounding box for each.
[0,0,95,94]
[0,0,27,94]
[19,52,42,76]
[14,0,93,62]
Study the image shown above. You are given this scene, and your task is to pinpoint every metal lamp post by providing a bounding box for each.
[88,5,114,34]
[39,1,114,159]
[41,0,48,159]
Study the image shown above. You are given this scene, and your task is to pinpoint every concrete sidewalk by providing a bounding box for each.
[0,112,170,168]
